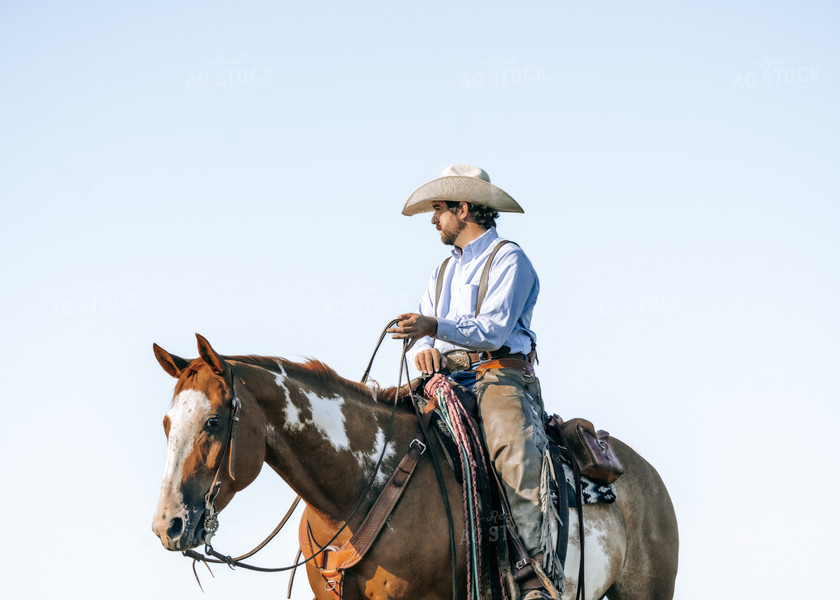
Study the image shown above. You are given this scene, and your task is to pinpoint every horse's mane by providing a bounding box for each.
[225,354,411,405]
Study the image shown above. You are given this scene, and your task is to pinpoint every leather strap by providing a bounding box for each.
[444,348,526,370]
[556,427,586,600]
[434,257,452,318]
[474,358,535,379]
[301,413,433,597]
[475,348,526,362]
[475,240,517,317]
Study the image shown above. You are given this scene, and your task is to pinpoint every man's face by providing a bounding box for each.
[431,202,466,246]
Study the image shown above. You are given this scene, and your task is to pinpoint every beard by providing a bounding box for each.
[439,218,466,246]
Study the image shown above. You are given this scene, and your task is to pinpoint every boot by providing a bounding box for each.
[519,573,555,600]
[516,553,559,600]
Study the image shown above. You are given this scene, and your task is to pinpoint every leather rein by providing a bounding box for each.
[181,320,420,588]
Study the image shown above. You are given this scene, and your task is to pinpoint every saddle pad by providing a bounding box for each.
[561,461,617,506]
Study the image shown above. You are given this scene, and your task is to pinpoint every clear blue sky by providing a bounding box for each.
[1,2,837,598]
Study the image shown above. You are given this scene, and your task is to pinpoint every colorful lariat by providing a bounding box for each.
[424,374,498,600]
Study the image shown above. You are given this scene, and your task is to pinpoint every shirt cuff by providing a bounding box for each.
[434,318,460,345]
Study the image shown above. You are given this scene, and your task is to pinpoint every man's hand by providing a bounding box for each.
[413,348,447,375]
[388,313,438,349]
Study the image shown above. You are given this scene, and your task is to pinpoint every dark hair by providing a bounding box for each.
[445,201,499,230]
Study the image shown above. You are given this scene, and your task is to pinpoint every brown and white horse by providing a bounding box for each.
[152,335,679,600]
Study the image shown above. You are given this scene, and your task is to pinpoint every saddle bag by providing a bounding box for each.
[546,416,625,484]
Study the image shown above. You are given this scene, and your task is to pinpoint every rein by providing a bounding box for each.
[363,319,458,600]
[182,320,417,586]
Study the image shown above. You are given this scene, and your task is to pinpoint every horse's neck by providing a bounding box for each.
[236,360,414,523]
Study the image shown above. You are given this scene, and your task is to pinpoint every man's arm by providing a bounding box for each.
[388,312,447,374]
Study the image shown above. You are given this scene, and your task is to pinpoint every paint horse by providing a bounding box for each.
[152,335,679,600]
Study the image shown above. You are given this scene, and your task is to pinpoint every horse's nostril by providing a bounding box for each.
[167,517,183,539]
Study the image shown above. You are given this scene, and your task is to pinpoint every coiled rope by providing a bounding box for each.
[424,373,497,600]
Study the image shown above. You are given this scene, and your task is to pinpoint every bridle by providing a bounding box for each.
[181,320,420,585]
[200,380,241,550]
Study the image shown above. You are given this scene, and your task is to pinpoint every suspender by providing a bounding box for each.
[434,257,452,318]
[433,240,518,318]
[475,240,515,316]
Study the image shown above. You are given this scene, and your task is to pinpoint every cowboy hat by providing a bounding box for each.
[402,164,524,216]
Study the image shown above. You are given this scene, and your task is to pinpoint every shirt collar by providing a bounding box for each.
[451,227,499,262]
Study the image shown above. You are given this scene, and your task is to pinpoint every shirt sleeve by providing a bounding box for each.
[434,247,537,351]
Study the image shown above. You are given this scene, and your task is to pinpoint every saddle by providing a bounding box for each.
[417,376,624,599]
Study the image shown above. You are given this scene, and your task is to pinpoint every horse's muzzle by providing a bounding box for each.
[153,508,207,551]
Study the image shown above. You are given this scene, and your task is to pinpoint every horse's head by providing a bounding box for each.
[151,334,265,551]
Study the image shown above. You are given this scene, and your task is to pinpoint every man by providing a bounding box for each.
[389,165,557,600]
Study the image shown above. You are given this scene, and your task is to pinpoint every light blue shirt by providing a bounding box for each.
[412,228,539,357]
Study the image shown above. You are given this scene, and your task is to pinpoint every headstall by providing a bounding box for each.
[201,374,241,549]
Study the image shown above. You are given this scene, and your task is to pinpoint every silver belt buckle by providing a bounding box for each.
[443,350,472,372]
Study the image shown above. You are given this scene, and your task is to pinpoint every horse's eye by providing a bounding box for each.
[205,417,220,430]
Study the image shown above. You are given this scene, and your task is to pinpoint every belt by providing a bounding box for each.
[468,345,526,363]
[473,351,526,362]
[443,349,533,374]
[474,358,535,379]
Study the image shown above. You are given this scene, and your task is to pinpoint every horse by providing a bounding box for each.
[151,334,679,600]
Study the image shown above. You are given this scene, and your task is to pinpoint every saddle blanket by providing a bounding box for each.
[561,461,617,506]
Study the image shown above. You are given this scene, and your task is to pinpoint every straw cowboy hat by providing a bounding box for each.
[402,164,524,216]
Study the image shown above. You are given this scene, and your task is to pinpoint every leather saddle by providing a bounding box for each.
[414,377,625,588]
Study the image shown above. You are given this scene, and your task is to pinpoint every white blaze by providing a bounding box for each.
[157,389,212,515]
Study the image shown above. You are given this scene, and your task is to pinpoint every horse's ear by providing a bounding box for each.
[153,343,189,378]
[196,333,227,376]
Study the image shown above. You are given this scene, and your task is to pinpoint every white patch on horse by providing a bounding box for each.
[359,427,395,484]
[272,366,391,473]
[303,389,350,450]
[273,366,304,429]
[273,367,350,451]
[264,423,280,447]
[158,389,212,516]
[563,510,614,600]
[583,518,613,597]
[279,387,305,429]
[273,364,293,402]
